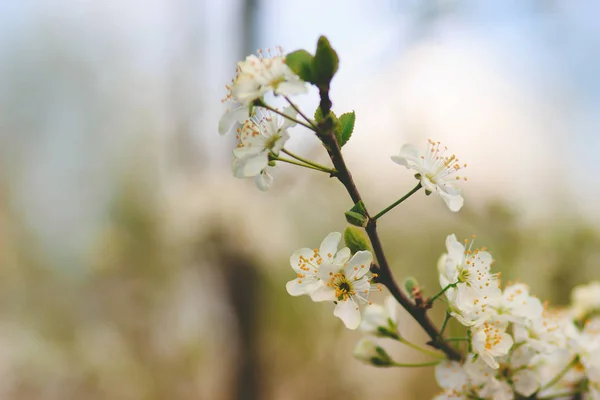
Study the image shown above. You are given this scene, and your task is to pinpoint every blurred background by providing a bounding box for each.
[1,0,600,399]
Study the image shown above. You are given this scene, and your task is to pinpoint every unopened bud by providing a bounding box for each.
[353,338,393,367]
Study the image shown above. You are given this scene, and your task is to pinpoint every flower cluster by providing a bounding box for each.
[286,232,382,329]
[220,37,600,400]
[431,235,600,399]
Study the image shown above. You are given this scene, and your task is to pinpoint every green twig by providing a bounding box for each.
[392,360,441,368]
[281,149,336,174]
[271,156,333,173]
[398,337,446,359]
[539,356,579,393]
[284,96,319,131]
[372,183,422,220]
[428,283,458,305]
[258,102,315,131]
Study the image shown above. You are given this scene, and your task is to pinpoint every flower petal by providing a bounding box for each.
[254,170,273,191]
[334,299,361,329]
[334,247,351,264]
[218,105,249,135]
[286,279,312,297]
[289,248,316,273]
[310,285,336,302]
[344,250,373,279]
[319,232,342,263]
[242,154,269,177]
[438,190,464,212]
[391,144,419,167]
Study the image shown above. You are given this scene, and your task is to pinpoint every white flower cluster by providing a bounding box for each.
[286,232,383,329]
[431,235,600,400]
[219,49,308,190]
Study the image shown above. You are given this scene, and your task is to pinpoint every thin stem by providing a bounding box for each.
[271,156,332,173]
[445,337,469,342]
[284,96,319,131]
[281,149,336,174]
[313,100,462,361]
[391,360,441,368]
[372,183,422,220]
[538,391,581,400]
[428,283,457,305]
[258,103,315,131]
[398,337,446,360]
[539,356,579,392]
[439,311,451,338]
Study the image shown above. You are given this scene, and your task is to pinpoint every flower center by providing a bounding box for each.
[265,133,281,150]
[330,273,355,301]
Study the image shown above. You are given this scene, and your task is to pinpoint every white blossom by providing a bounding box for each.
[313,250,380,330]
[286,232,351,299]
[434,360,471,399]
[391,139,466,212]
[470,318,514,369]
[225,50,307,107]
[232,107,297,190]
[439,234,501,327]
[492,283,544,324]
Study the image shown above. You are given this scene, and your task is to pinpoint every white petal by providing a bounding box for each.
[289,248,315,273]
[384,295,399,324]
[344,250,373,279]
[310,285,336,302]
[233,146,263,159]
[438,190,464,212]
[275,81,307,97]
[242,154,269,177]
[435,360,468,390]
[218,105,249,135]
[513,369,539,397]
[317,263,340,281]
[280,106,298,129]
[333,247,351,264]
[319,232,342,263]
[254,170,273,191]
[445,234,465,260]
[334,299,361,329]
[286,279,314,297]
[391,144,419,167]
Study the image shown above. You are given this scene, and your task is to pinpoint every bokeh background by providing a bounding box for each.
[1,0,600,399]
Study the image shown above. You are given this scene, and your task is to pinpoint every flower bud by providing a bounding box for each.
[360,296,399,339]
[353,338,393,367]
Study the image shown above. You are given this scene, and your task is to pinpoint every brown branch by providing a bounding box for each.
[317,120,462,362]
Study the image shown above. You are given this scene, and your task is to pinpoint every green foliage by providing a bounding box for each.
[344,225,371,254]
[337,111,355,147]
[344,200,368,227]
[285,35,339,87]
[285,50,315,83]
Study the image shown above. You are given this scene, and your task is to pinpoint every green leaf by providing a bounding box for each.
[285,49,315,83]
[344,226,371,254]
[338,111,355,147]
[313,36,339,86]
[345,211,367,227]
[344,200,368,227]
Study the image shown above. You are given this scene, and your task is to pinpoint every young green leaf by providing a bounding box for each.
[338,111,355,147]
[344,226,372,254]
[285,49,315,83]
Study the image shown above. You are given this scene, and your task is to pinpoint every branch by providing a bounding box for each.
[315,119,462,361]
